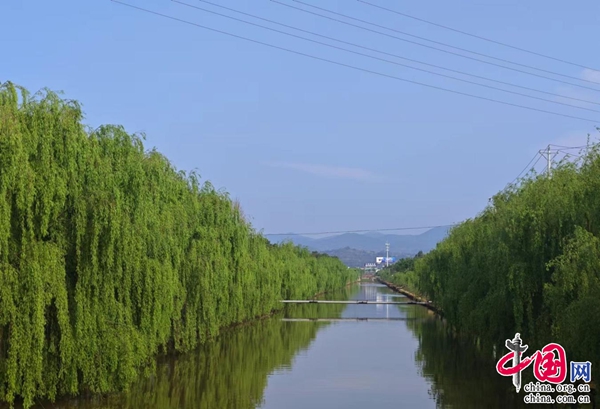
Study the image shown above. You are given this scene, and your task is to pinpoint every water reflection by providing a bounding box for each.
[9,284,593,409]
[399,289,595,409]
[259,284,434,409]
[17,301,349,409]
[403,309,530,408]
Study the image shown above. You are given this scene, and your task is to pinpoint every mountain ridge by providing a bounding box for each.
[268,226,452,266]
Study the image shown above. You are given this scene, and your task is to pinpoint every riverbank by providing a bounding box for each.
[189,281,359,345]
[0,83,358,409]
[312,279,360,299]
[377,277,599,405]
[7,283,542,409]
[376,278,442,315]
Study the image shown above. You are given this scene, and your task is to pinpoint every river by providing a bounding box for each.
[17,283,590,409]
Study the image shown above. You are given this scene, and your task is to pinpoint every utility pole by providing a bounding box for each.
[539,145,558,178]
[547,145,551,177]
[385,242,390,267]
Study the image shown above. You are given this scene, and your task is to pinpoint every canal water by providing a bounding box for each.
[22,283,588,409]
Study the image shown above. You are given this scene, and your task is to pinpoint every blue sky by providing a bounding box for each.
[3,0,600,235]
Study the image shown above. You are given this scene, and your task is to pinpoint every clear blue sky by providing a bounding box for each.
[3,0,599,235]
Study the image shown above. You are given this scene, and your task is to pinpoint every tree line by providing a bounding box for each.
[20,301,351,409]
[377,251,423,293]
[0,82,356,408]
[413,134,600,374]
[403,307,536,409]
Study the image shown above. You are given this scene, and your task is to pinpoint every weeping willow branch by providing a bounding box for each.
[0,82,358,408]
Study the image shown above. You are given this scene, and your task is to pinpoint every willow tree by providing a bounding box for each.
[0,82,357,408]
[415,134,600,371]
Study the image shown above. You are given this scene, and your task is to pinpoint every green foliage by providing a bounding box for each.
[377,253,423,293]
[405,311,534,409]
[544,227,600,364]
[63,310,346,409]
[0,82,357,408]
[415,134,600,370]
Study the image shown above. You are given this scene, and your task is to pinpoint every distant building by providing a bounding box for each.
[375,257,397,266]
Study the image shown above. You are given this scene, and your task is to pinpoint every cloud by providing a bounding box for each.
[266,161,382,182]
[581,69,600,84]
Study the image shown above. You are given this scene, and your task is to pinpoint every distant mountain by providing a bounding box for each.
[417,226,453,246]
[323,247,376,268]
[323,247,413,268]
[268,226,452,266]
[268,234,316,248]
[361,232,386,239]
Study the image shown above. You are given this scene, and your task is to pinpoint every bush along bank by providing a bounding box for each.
[0,82,357,408]
[376,253,440,315]
[413,133,600,376]
[377,252,423,295]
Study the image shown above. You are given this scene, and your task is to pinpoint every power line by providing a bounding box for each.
[263,224,457,236]
[539,146,563,177]
[549,144,588,150]
[357,0,600,73]
[509,144,586,186]
[275,144,587,235]
[513,150,547,185]
[530,154,544,175]
[552,147,587,163]
[111,2,599,123]
[510,151,541,185]
[171,1,600,114]
[192,0,600,110]
[112,2,599,123]
[106,3,598,237]
[273,0,600,93]
[297,0,600,85]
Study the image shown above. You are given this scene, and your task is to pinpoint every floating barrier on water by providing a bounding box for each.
[280,318,422,322]
[280,300,429,305]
